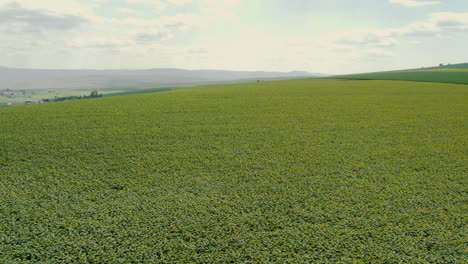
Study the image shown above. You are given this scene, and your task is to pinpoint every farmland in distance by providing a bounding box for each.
[0,79,466,263]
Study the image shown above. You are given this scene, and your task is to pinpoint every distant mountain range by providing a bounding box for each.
[0,67,326,90]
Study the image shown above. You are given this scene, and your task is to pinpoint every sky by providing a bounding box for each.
[0,0,467,74]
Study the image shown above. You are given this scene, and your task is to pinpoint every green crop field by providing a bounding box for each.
[1,79,466,263]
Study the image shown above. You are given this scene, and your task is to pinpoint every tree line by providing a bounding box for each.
[43,90,102,102]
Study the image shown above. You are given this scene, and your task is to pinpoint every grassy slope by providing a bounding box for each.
[101,82,243,97]
[103,87,175,97]
[333,62,468,85]
[424,63,468,69]
[1,79,467,263]
[101,81,266,98]
[333,71,468,85]
[411,69,468,72]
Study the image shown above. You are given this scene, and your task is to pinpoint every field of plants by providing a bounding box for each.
[333,69,468,85]
[1,79,466,263]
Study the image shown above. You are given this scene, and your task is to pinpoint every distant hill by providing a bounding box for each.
[0,67,325,90]
[422,63,468,70]
[332,63,468,85]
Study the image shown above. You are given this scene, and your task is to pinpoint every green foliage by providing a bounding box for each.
[49,90,102,102]
[333,70,468,85]
[0,80,466,263]
[88,90,102,98]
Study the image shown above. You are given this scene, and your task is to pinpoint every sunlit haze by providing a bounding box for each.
[1,0,467,74]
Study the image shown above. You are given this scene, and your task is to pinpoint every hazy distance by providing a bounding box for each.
[0,67,325,90]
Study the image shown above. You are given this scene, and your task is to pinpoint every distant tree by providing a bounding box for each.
[88,90,102,98]
[439,63,444,67]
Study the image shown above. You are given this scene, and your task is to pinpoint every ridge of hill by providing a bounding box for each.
[332,62,468,84]
[0,67,325,90]
[423,62,468,70]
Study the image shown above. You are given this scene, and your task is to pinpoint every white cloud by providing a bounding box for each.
[331,29,399,48]
[168,0,193,6]
[328,12,468,49]
[127,0,191,7]
[197,0,240,21]
[0,0,239,55]
[389,0,440,7]
[286,11,468,71]
[0,0,464,73]
[126,0,167,11]
[117,8,138,15]
[0,0,96,17]
[432,12,468,27]
[0,3,87,32]
[398,12,468,36]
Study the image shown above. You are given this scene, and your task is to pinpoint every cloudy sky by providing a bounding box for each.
[0,0,467,74]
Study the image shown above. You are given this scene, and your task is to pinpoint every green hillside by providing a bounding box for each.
[333,63,468,84]
[424,63,468,70]
[1,79,466,263]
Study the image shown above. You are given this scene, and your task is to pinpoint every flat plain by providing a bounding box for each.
[1,79,466,263]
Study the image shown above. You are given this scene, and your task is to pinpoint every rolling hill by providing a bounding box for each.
[332,62,468,84]
[423,62,468,70]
